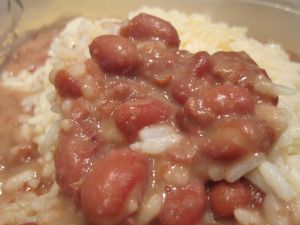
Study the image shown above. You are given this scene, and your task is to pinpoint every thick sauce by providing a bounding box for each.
[52,13,286,225]
[0,87,24,155]
[0,26,59,169]
[1,10,298,225]
[0,24,79,225]
[3,28,59,75]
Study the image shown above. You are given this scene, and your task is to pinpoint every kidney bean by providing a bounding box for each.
[184,84,254,124]
[201,118,275,160]
[81,149,148,225]
[110,82,132,101]
[55,122,98,199]
[171,73,218,105]
[210,51,278,105]
[120,13,180,47]
[210,51,260,83]
[115,99,171,136]
[202,84,254,114]
[172,80,194,104]
[172,78,208,105]
[209,179,263,218]
[54,70,82,98]
[89,35,139,75]
[192,51,210,77]
[135,40,179,82]
[159,182,207,225]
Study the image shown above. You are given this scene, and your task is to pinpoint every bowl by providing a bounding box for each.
[0,1,299,224]
[0,0,300,60]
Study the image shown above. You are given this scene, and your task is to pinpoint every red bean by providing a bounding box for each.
[136,40,179,84]
[210,51,260,83]
[172,80,194,104]
[81,150,148,225]
[110,82,132,101]
[171,72,219,105]
[115,99,171,136]
[120,13,180,47]
[192,51,210,77]
[201,118,275,160]
[89,35,139,75]
[203,84,254,114]
[176,108,193,132]
[55,123,98,199]
[184,84,254,125]
[201,134,247,160]
[209,179,263,218]
[172,77,211,105]
[54,70,82,98]
[160,182,207,225]
[183,95,215,127]
[210,51,278,105]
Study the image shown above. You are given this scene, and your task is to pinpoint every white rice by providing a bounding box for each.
[225,153,266,183]
[234,208,264,225]
[0,6,299,225]
[131,124,183,155]
[137,193,163,225]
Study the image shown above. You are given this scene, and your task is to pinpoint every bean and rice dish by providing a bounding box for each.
[1,7,300,225]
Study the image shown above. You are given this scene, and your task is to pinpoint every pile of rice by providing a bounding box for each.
[0,7,300,225]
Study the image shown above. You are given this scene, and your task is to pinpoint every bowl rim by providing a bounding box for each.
[236,0,300,16]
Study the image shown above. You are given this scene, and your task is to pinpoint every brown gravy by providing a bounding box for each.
[0,25,62,168]
[3,28,60,76]
[0,86,25,164]
[0,13,299,225]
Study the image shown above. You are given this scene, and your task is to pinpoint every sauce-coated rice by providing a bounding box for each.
[0,7,300,225]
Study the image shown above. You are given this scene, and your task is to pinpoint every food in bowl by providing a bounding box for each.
[0,6,300,225]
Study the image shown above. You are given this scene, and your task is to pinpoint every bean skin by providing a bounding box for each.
[192,51,210,77]
[184,84,255,126]
[172,80,194,104]
[81,149,148,225]
[200,118,276,160]
[210,51,261,84]
[209,179,263,219]
[210,51,278,105]
[176,84,255,133]
[120,13,180,47]
[54,70,82,98]
[55,122,99,200]
[160,182,207,225]
[199,84,255,115]
[171,74,218,105]
[115,99,171,136]
[89,35,139,75]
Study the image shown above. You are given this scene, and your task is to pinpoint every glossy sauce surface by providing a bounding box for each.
[52,13,285,225]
